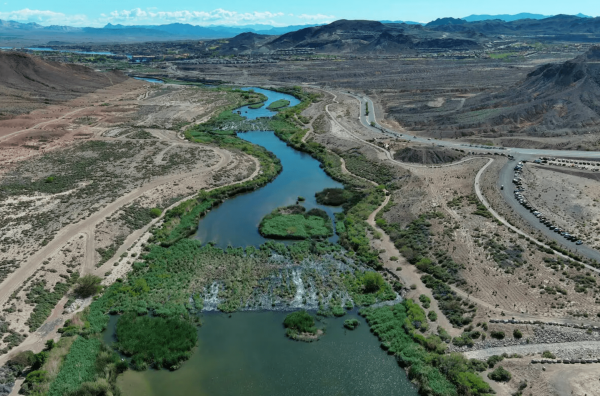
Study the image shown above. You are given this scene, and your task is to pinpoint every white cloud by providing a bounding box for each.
[297,13,336,21]
[0,8,335,27]
[99,8,287,26]
[0,8,88,26]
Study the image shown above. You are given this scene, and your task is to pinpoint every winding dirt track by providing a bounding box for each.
[0,107,87,142]
[0,146,233,305]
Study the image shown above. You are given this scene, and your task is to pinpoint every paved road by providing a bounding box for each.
[498,156,600,263]
[335,89,600,262]
[347,91,600,159]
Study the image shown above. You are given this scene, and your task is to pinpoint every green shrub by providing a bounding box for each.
[490,331,505,339]
[283,310,316,334]
[25,370,47,385]
[149,208,163,218]
[115,312,197,370]
[452,334,474,347]
[437,327,451,343]
[344,319,360,330]
[315,188,356,206]
[419,294,431,309]
[362,272,385,293]
[488,366,511,382]
[332,305,346,317]
[541,350,556,359]
[74,275,102,298]
[8,350,36,371]
[487,355,504,368]
[513,329,523,339]
[428,311,438,321]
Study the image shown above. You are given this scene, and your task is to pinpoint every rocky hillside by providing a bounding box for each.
[217,20,484,55]
[387,47,600,142]
[461,46,600,134]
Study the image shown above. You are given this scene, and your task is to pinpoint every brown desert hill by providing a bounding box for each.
[215,32,275,55]
[0,52,127,117]
[389,46,600,142]
[393,146,466,164]
[223,20,483,54]
[459,46,600,134]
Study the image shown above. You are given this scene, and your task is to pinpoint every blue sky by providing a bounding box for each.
[0,0,598,27]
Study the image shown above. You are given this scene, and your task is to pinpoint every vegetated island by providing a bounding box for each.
[315,188,356,206]
[344,318,360,330]
[248,102,265,109]
[283,310,323,342]
[259,205,333,239]
[267,99,290,111]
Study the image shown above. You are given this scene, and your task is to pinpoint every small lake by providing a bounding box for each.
[195,87,343,248]
[116,311,418,396]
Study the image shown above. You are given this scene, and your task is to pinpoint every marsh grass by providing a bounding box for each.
[259,206,333,239]
[115,312,197,370]
[267,99,290,110]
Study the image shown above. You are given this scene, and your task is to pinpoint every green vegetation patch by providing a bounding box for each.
[47,337,102,396]
[25,272,79,332]
[315,188,357,207]
[344,318,360,330]
[259,205,333,239]
[345,271,396,306]
[116,312,197,370]
[488,366,511,382]
[249,102,265,109]
[342,150,396,187]
[361,301,492,396]
[267,99,291,110]
[284,310,319,340]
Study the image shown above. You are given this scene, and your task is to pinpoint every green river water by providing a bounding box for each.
[116,311,417,396]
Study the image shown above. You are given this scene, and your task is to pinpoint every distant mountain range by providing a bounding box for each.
[425,14,600,39]
[102,23,323,37]
[0,13,598,46]
[0,20,323,45]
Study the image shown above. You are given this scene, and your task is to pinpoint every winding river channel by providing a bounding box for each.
[113,86,417,395]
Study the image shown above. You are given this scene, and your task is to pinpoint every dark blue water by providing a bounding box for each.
[195,88,342,248]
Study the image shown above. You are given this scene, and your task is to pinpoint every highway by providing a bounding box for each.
[336,89,600,262]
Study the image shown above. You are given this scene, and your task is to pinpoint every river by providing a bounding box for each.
[195,87,343,248]
[112,87,416,395]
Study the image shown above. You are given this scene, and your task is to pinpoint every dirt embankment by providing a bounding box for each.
[393,146,466,164]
